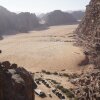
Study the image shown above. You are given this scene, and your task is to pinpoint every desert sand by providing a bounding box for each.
[0,25,86,73]
[0,25,93,100]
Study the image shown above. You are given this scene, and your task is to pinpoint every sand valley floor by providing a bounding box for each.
[0,25,85,72]
[0,25,90,100]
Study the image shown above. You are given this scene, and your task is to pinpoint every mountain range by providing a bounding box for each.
[0,6,84,36]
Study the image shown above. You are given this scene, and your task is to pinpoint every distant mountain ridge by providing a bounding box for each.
[39,10,85,26]
[0,6,85,36]
[70,11,85,20]
[0,6,39,35]
[40,10,78,26]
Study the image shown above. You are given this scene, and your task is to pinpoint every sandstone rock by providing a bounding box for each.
[75,0,100,68]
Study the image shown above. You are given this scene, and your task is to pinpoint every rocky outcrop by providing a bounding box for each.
[0,60,37,100]
[42,10,78,26]
[70,70,100,99]
[0,6,39,35]
[16,12,39,33]
[75,0,100,68]
[75,0,100,46]
[73,1,100,98]
[78,55,89,66]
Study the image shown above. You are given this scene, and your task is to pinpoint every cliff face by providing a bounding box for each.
[72,1,100,97]
[75,0,100,67]
[16,12,39,33]
[0,61,37,100]
[0,6,39,35]
[75,0,100,46]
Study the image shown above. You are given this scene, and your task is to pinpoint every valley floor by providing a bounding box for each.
[0,25,92,100]
[0,25,85,72]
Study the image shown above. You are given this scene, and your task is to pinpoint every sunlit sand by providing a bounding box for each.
[0,25,85,73]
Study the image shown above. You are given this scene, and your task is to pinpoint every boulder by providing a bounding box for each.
[0,61,37,100]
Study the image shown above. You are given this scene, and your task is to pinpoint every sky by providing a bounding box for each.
[0,0,90,14]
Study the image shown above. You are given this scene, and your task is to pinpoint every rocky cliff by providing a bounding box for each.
[75,0,100,47]
[0,6,39,35]
[73,1,100,99]
[0,60,37,100]
[75,0,100,68]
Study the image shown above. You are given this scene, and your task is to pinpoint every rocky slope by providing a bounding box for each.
[0,59,37,100]
[71,0,100,99]
[75,0,100,68]
[69,69,100,99]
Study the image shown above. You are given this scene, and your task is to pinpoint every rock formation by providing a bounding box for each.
[0,6,39,35]
[73,0,100,98]
[70,70,100,99]
[75,0,100,68]
[0,60,37,100]
[16,12,39,33]
[42,10,78,26]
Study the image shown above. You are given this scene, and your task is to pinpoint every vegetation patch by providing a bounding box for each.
[57,85,74,98]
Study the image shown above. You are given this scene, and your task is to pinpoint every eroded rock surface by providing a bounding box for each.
[0,61,37,100]
[73,0,100,99]
[75,0,100,68]
[75,0,100,44]
[70,70,100,100]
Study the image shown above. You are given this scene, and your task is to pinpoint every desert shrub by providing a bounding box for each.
[36,78,42,81]
[65,91,74,98]
[53,72,58,75]
[46,79,51,80]
[61,69,65,71]
[57,85,64,90]
[42,70,46,73]
[57,85,74,98]
[46,71,51,75]
[42,70,52,75]
[64,89,74,98]
[35,72,39,73]
[63,73,69,77]
[61,88,68,93]
[51,80,59,84]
